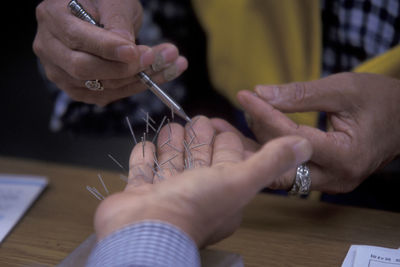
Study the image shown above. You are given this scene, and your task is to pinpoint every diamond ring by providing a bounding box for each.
[85,80,104,91]
[289,163,311,195]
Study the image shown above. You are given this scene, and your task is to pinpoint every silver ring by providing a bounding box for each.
[85,80,104,91]
[289,163,311,195]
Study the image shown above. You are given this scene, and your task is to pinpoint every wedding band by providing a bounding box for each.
[85,80,104,91]
[289,163,311,195]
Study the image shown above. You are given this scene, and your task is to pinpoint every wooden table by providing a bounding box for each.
[0,156,399,266]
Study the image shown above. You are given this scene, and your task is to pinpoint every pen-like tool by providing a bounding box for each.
[68,0,191,123]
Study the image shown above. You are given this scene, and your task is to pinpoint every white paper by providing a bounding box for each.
[0,174,48,243]
[342,245,400,267]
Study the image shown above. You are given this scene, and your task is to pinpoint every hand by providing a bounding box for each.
[93,116,312,247]
[236,72,400,194]
[33,0,188,106]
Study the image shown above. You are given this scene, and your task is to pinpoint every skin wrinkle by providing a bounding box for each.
[34,0,188,106]
[293,82,307,106]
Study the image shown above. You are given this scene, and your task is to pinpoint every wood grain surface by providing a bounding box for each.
[0,156,399,266]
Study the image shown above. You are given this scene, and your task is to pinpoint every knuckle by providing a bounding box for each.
[44,69,59,83]
[68,56,90,79]
[64,24,84,50]
[35,2,46,22]
[291,82,307,104]
[32,38,42,56]
[338,163,362,193]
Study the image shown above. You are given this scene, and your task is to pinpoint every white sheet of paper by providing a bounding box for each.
[342,245,400,267]
[0,174,48,243]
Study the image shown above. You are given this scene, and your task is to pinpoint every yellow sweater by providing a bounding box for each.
[192,0,400,126]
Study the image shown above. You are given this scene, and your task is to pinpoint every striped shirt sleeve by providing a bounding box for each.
[86,221,200,267]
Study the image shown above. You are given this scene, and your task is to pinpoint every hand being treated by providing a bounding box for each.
[33,0,188,106]
[231,72,400,194]
[93,116,312,247]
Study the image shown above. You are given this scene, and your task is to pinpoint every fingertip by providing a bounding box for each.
[164,56,188,81]
[292,138,313,166]
[260,136,312,167]
[236,90,250,103]
[236,90,260,108]
[210,118,235,133]
[186,115,214,139]
[190,115,208,123]
[254,85,277,102]
[178,56,189,72]
[237,90,270,119]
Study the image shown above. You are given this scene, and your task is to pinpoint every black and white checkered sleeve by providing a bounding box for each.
[321,0,400,76]
[87,221,200,267]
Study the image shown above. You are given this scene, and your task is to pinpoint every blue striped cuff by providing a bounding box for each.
[86,221,200,267]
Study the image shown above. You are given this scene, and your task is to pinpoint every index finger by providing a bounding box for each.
[254,73,355,113]
[237,90,345,166]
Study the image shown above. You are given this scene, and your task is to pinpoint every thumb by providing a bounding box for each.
[254,73,353,113]
[232,136,312,199]
[98,0,143,42]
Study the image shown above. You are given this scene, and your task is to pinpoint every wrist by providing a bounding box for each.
[94,193,202,245]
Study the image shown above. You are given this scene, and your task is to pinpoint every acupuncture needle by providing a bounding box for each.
[68,0,192,123]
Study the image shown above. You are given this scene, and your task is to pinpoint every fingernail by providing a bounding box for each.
[140,49,155,68]
[163,64,178,81]
[116,45,136,62]
[152,53,164,72]
[152,47,177,72]
[293,139,312,165]
[244,112,253,128]
[255,85,278,101]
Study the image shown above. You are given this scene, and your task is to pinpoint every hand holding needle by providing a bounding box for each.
[68,0,191,123]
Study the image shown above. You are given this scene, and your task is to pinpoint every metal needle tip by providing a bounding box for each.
[175,109,191,123]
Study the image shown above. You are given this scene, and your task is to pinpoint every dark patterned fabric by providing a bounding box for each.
[321,0,400,76]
